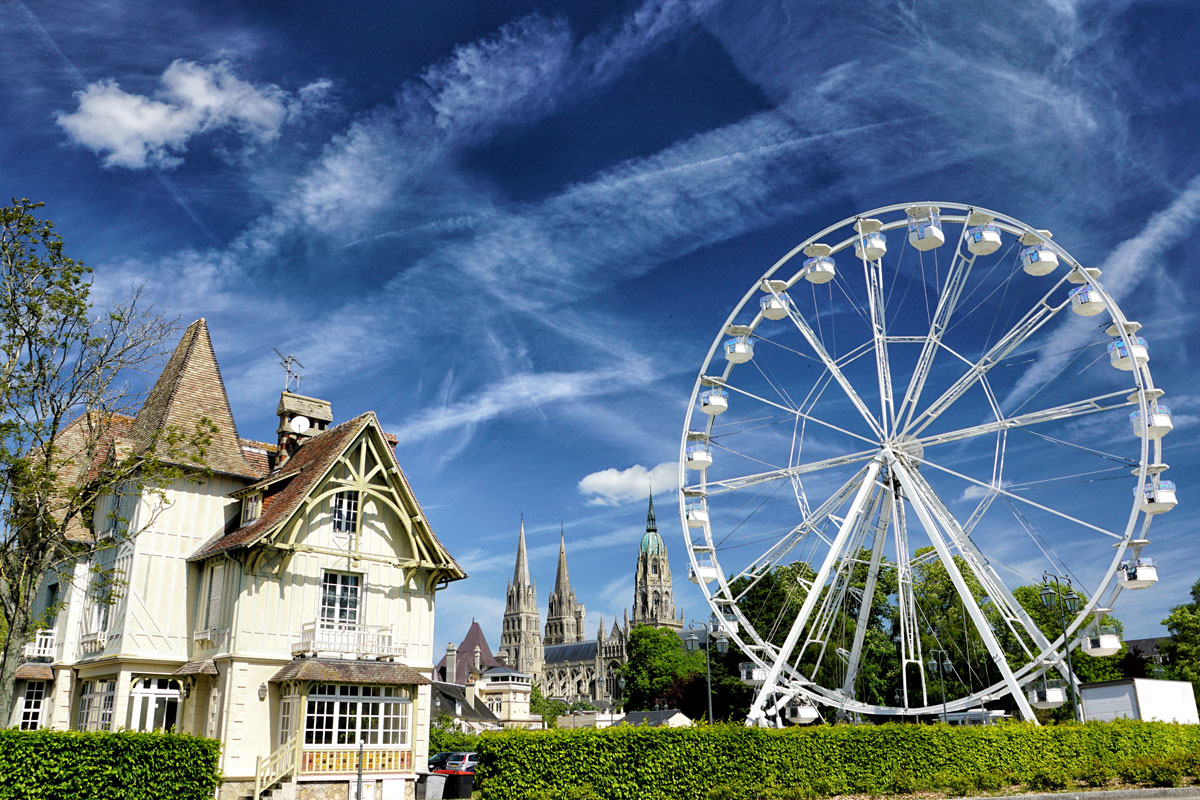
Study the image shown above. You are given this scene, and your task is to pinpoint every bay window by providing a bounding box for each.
[303,684,411,747]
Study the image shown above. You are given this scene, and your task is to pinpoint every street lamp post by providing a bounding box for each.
[1041,572,1082,723]
[685,615,729,723]
[926,650,951,722]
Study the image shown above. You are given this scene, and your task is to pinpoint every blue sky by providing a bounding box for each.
[5,0,1200,657]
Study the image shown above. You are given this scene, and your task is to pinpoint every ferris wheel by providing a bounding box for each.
[677,203,1174,726]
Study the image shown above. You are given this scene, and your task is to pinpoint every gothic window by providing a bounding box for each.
[650,559,658,576]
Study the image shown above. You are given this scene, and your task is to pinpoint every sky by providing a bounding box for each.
[4,0,1200,662]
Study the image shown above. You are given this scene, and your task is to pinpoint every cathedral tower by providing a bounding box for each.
[498,517,544,682]
[632,493,682,629]
[545,527,586,645]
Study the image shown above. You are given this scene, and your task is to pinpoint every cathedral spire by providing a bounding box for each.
[646,490,657,533]
[513,513,531,588]
[554,524,571,596]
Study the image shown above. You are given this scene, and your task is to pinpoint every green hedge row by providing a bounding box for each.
[476,720,1200,800]
[0,729,220,800]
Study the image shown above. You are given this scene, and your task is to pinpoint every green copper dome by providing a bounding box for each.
[640,530,665,554]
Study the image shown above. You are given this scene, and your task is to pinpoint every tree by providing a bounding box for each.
[618,624,705,713]
[529,685,568,727]
[0,199,210,715]
[1162,578,1200,699]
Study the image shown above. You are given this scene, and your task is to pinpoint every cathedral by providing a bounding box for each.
[497,494,683,705]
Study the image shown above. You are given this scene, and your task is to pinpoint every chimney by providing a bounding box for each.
[275,391,333,470]
[473,645,482,673]
[444,642,457,684]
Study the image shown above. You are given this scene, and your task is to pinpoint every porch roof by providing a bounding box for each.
[270,657,430,686]
[174,659,219,676]
[14,663,53,680]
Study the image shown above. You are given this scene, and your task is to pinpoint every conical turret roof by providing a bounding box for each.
[129,319,255,478]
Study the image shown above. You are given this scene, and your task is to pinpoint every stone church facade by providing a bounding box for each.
[496,495,683,706]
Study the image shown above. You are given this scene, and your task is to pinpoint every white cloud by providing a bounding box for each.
[56,59,315,169]
[578,461,677,506]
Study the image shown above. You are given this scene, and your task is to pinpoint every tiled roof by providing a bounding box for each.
[617,709,690,727]
[50,412,135,543]
[14,663,54,680]
[128,319,256,478]
[270,657,430,685]
[434,621,508,684]
[431,681,498,723]
[192,413,373,558]
[174,659,219,676]
[544,641,598,665]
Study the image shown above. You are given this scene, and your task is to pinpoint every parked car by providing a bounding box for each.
[428,751,453,770]
[438,752,477,772]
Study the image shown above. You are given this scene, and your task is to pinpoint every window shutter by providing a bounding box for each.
[206,563,225,631]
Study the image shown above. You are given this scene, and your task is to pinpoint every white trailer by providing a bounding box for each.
[1080,678,1199,724]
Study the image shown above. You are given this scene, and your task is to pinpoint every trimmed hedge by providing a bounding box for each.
[476,719,1200,800]
[0,729,220,800]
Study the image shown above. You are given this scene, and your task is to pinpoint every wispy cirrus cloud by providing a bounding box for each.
[56,59,328,169]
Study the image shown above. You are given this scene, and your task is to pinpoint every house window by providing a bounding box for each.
[241,493,261,526]
[76,679,115,731]
[320,572,361,629]
[128,677,181,731]
[200,562,225,633]
[304,684,411,747]
[279,694,296,747]
[20,681,46,730]
[333,491,359,534]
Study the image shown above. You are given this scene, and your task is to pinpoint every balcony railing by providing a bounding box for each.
[23,629,56,659]
[292,621,407,659]
[256,735,413,797]
[79,631,107,654]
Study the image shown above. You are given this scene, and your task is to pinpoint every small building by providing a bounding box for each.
[434,621,540,729]
[616,709,691,728]
[1081,678,1199,724]
[430,682,499,733]
[555,710,624,729]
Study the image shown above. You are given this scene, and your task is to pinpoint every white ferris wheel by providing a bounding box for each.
[677,203,1175,726]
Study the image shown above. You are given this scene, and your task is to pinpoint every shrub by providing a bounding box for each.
[1076,758,1115,788]
[1116,758,1152,785]
[933,771,973,797]
[0,729,219,800]
[1027,765,1071,792]
[1148,759,1182,788]
[810,776,848,797]
[883,770,918,795]
[971,770,1005,792]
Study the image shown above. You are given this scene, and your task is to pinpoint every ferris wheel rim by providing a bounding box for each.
[678,201,1166,722]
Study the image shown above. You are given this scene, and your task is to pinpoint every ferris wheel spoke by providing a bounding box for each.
[714,379,878,447]
[780,297,885,439]
[748,456,885,725]
[915,390,1135,450]
[858,252,896,437]
[695,449,877,497]
[896,223,977,431]
[905,280,1072,438]
[915,455,1123,540]
[889,455,1040,723]
[840,483,893,699]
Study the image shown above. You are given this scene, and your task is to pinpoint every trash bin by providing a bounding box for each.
[417,771,446,800]
[437,770,474,799]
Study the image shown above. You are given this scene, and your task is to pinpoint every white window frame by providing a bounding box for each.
[319,572,361,630]
[128,677,182,732]
[20,680,46,730]
[332,490,359,535]
[241,493,262,526]
[303,684,411,748]
[76,679,115,731]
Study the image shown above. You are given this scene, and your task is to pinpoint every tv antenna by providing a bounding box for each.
[274,348,305,393]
